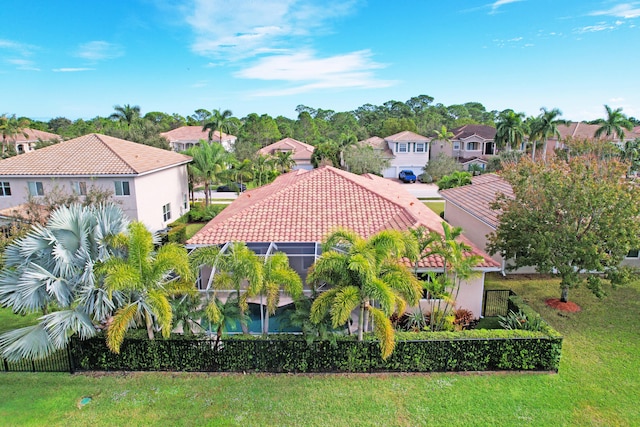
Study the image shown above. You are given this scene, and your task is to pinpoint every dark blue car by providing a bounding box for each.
[398,170,417,183]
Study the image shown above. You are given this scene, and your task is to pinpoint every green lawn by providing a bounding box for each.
[424,201,445,216]
[0,274,638,426]
[185,223,205,239]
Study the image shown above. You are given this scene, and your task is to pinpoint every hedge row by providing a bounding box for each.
[71,331,562,373]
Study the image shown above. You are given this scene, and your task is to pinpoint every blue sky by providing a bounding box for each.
[1,0,639,122]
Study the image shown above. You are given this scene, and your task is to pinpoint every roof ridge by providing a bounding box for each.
[92,133,140,173]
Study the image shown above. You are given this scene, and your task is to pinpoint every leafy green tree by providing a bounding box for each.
[437,171,472,190]
[109,104,141,127]
[311,141,340,167]
[0,114,29,156]
[238,113,281,147]
[487,156,640,303]
[594,105,634,141]
[380,117,417,137]
[252,154,278,186]
[189,108,212,126]
[343,145,390,175]
[619,139,640,176]
[307,228,422,359]
[294,111,320,144]
[186,141,231,206]
[495,110,527,151]
[0,203,129,361]
[405,95,434,115]
[99,222,193,353]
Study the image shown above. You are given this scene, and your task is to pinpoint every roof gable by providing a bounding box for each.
[258,138,315,160]
[188,166,499,269]
[13,128,61,143]
[384,131,430,143]
[451,125,496,141]
[0,133,191,176]
[160,126,235,142]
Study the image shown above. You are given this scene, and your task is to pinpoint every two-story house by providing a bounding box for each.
[0,133,192,232]
[258,138,315,171]
[430,125,497,171]
[160,126,237,152]
[361,131,431,178]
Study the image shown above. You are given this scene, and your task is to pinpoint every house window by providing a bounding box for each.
[163,203,171,222]
[398,143,408,153]
[453,141,460,150]
[626,249,639,258]
[71,181,87,196]
[0,182,11,197]
[415,143,425,153]
[114,181,130,196]
[28,181,44,197]
[466,142,479,151]
[183,194,188,210]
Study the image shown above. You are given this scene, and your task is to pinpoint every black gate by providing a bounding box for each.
[483,289,513,317]
[1,347,73,373]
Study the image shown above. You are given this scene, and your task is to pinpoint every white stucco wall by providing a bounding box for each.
[414,274,486,319]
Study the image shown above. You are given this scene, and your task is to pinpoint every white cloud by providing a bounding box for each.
[6,59,39,71]
[184,0,359,59]
[576,22,616,33]
[489,0,524,14]
[52,68,94,72]
[610,97,625,102]
[0,39,37,56]
[235,49,395,96]
[75,41,124,61]
[590,3,640,19]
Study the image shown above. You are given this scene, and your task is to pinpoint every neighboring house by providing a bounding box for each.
[430,125,496,171]
[0,133,192,232]
[160,126,237,152]
[548,122,640,151]
[258,137,315,171]
[4,128,61,154]
[380,131,431,178]
[187,166,501,317]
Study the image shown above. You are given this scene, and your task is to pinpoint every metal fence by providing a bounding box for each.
[483,289,514,317]
[1,348,73,373]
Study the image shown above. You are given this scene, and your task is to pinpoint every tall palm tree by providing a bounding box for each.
[0,203,129,361]
[307,228,422,359]
[495,110,527,152]
[274,150,296,173]
[186,141,231,206]
[203,109,236,143]
[99,221,193,353]
[205,295,250,347]
[338,133,358,168]
[594,105,633,141]
[530,107,568,161]
[0,114,30,155]
[109,104,141,127]
[253,154,277,186]
[257,252,303,334]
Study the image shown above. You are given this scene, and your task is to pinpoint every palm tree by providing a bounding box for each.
[433,125,456,160]
[307,228,422,359]
[594,105,633,141]
[495,110,527,152]
[109,104,141,127]
[274,150,296,173]
[190,242,263,334]
[338,133,358,168]
[204,295,250,348]
[170,293,206,337]
[0,203,129,361]
[186,141,231,206]
[227,158,254,190]
[530,107,568,161]
[620,139,640,176]
[203,108,236,143]
[253,154,277,186]
[257,252,303,334]
[99,222,193,353]
[0,114,29,155]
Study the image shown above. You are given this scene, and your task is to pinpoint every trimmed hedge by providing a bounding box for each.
[71,330,562,373]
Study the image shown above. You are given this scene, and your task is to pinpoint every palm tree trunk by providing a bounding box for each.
[542,138,548,163]
[146,313,155,340]
[531,141,537,162]
[204,182,210,206]
[357,302,365,341]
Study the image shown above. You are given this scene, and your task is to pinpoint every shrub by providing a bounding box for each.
[167,223,187,243]
[453,308,475,330]
[499,309,543,331]
[189,203,226,222]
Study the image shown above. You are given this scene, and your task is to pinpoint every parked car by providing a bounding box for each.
[216,183,247,192]
[398,170,417,183]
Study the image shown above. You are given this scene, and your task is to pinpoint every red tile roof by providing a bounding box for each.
[359,136,394,158]
[556,122,640,141]
[12,128,61,143]
[188,166,499,269]
[160,126,235,142]
[258,138,315,162]
[384,130,431,143]
[439,173,513,229]
[451,125,496,140]
[0,133,191,176]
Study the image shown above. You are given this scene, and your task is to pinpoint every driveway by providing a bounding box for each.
[388,179,441,198]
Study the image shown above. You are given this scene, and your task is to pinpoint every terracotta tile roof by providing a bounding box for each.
[358,136,394,158]
[258,138,315,162]
[384,131,431,143]
[0,133,191,176]
[556,122,640,141]
[12,128,61,143]
[188,166,499,269]
[160,126,235,142]
[458,157,488,165]
[439,173,513,229]
[451,125,496,140]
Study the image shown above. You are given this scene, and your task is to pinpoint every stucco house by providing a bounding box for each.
[0,133,192,232]
[548,122,640,152]
[5,128,61,154]
[258,137,315,171]
[430,125,496,171]
[187,166,500,319]
[369,131,431,178]
[160,126,237,152]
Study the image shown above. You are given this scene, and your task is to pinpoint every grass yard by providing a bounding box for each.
[0,274,639,426]
[424,200,445,216]
[185,223,205,239]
